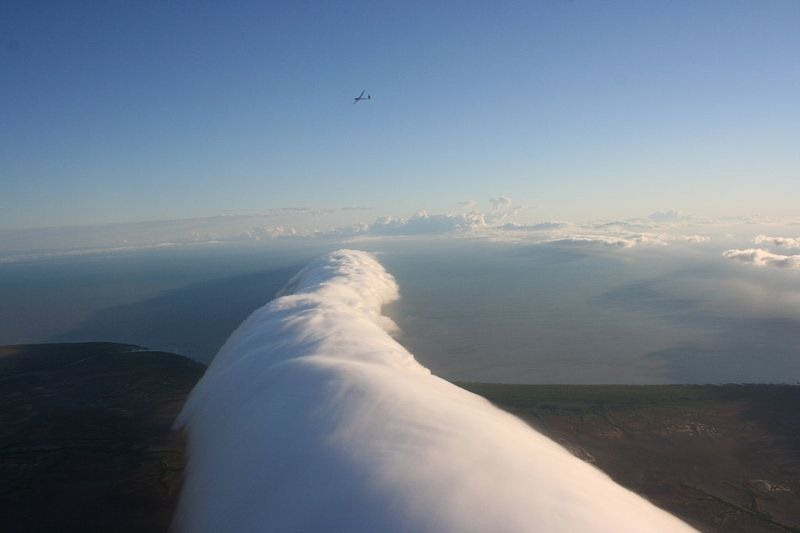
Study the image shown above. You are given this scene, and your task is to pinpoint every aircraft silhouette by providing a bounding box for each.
[353,90,371,104]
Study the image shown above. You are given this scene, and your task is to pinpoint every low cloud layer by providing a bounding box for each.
[754,235,800,249]
[542,233,707,249]
[340,211,487,237]
[545,235,642,248]
[2,200,736,263]
[723,248,800,269]
[500,221,571,231]
[175,250,692,532]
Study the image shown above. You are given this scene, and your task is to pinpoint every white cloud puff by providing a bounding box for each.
[487,196,522,222]
[175,250,693,533]
[723,248,800,269]
[753,235,800,249]
[489,196,513,210]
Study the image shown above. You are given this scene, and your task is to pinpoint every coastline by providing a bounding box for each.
[2,343,798,532]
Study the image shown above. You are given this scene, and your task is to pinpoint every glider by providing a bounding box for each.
[353,89,371,103]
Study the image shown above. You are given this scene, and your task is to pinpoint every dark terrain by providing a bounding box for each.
[1,343,798,532]
[0,343,204,533]
[462,383,800,532]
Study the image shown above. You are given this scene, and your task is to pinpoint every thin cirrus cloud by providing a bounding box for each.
[723,248,800,269]
[174,250,693,533]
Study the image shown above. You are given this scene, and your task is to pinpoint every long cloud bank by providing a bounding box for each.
[175,250,692,532]
[3,199,730,262]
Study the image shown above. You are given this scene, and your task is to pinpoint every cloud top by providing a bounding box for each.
[175,250,692,532]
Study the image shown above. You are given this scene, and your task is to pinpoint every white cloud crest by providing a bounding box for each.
[175,250,693,533]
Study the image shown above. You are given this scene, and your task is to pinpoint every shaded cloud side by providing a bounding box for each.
[175,250,692,533]
[723,248,800,269]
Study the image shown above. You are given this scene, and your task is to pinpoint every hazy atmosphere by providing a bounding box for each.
[3,5,799,382]
[3,1,799,531]
[2,1,798,228]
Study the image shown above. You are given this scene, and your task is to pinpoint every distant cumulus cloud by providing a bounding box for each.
[500,221,570,231]
[648,209,684,222]
[592,220,654,231]
[341,211,487,237]
[723,248,800,269]
[489,196,513,210]
[545,233,670,248]
[486,196,522,223]
[0,199,721,263]
[681,235,711,243]
[331,197,523,239]
[240,225,298,239]
[753,235,800,249]
[545,235,638,248]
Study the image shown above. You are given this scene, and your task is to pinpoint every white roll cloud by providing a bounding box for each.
[175,250,694,533]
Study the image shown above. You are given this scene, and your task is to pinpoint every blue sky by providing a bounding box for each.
[2,0,798,229]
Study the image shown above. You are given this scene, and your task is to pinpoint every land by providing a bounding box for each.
[0,343,204,533]
[1,343,798,532]
[461,383,800,532]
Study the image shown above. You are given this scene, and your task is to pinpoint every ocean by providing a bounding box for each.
[1,238,798,384]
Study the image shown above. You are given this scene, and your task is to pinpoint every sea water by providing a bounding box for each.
[1,238,797,384]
